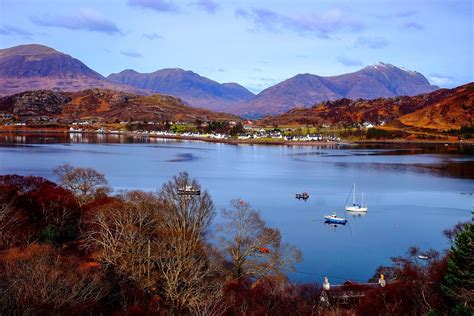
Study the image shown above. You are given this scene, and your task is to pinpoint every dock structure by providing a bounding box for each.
[177,185,201,196]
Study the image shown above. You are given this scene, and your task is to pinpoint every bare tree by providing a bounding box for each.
[217,199,302,281]
[0,244,107,314]
[54,164,110,206]
[82,190,160,288]
[0,191,19,248]
[82,173,225,313]
[156,172,224,312]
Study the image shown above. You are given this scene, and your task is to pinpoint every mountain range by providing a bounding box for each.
[234,63,439,116]
[0,44,441,116]
[107,68,254,112]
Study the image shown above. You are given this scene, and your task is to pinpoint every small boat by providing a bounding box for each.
[418,255,429,260]
[324,212,347,225]
[345,183,368,212]
[295,192,309,200]
[177,185,200,196]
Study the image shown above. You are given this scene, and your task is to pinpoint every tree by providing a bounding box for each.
[0,244,107,314]
[362,246,449,315]
[54,164,110,206]
[82,191,160,288]
[0,190,19,249]
[230,122,245,136]
[156,172,223,312]
[82,173,224,313]
[217,199,302,281]
[0,175,81,247]
[442,219,473,313]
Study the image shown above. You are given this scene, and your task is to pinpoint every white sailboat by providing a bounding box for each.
[345,183,368,212]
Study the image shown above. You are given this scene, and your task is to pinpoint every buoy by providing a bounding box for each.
[258,247,270,254]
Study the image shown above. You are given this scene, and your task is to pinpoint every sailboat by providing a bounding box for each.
[345,183,368,212]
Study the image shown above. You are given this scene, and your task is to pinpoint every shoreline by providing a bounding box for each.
[1,127,473,147]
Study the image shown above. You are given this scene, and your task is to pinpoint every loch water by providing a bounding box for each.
[1,133,473,283]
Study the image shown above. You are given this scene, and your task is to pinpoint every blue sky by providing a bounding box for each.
[0,0,472,93]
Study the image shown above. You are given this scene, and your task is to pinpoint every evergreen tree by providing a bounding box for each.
[442,214,473,313]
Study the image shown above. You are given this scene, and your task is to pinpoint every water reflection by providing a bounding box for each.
[0,132,472,283]
[346,210,369,218]
[333,161,474,179]
[167,153,199,162]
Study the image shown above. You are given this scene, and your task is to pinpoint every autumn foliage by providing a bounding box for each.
[0,169,471,315]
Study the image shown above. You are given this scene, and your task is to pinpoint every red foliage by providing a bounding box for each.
[357,255,449,315]
[0,175,82,244]
[223,277,323,315]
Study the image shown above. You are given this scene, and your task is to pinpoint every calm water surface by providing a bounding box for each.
[1,133,473,283]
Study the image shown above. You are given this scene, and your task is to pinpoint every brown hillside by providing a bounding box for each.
[0,89,237,122]
[395,83,473,130]
[260,83,473,131]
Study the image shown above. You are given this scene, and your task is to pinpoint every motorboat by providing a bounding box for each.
[324,212,347,225]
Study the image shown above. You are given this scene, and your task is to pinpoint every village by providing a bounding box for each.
[66,122,343,143]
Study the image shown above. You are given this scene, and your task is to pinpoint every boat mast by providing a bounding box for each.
[362,192,364,206]
[352,182,355,205]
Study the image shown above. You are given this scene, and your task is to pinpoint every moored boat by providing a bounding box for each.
[295,192,309,200]
[345,183,368,212]
[324,212,347,225]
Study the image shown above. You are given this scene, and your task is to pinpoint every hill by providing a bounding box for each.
[107,68,255,112]
[0,44,149,96]
[235,63,439,116]
[260,82,473,131]
[0,89,237,123]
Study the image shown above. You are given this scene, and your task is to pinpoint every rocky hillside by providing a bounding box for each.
[0,89,237,122]
[260,82,473,131]
[235,63,439,116]
[0,44,149,96]
[107,68,255,112]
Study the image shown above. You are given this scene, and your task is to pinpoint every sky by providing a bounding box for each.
[0,0,473,93]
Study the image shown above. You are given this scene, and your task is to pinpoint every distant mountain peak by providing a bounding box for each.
[0,44,62,58]
[232,64,439,116]
[0,44,150,96]
[363,62,397,70]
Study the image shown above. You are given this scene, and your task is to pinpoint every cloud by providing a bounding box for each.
[127,0,180,13]
[337,56,363,67]
[235,7,364,38]
[143,32,162,40]
[402,22,424,31]
[376,10,418,19]
[354,36,389,49]
[120,49,143,58]
[428,74,454,86]
[0,25,33,37]
[192,0,219,14]
[31,8,121,34]
[217,68,225,72]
